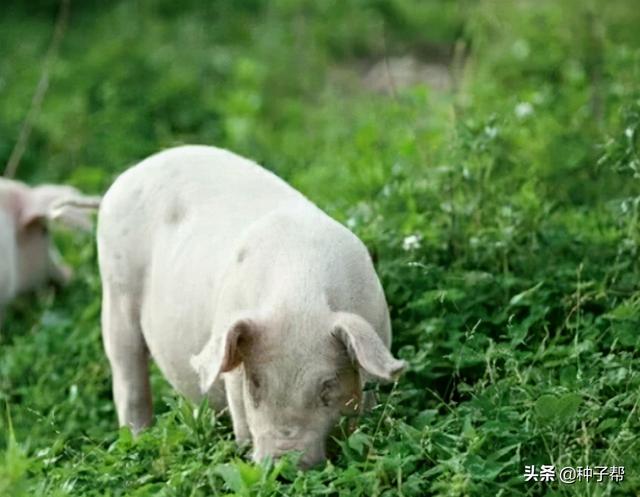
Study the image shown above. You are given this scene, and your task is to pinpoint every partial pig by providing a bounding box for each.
[0,179,100,320]
[97,145,405,468]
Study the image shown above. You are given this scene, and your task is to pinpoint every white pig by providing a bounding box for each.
[0,179,100,320]
[97,145,405,467]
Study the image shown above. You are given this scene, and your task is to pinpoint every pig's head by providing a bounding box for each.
[192,309,405,468]
[0,179,99,294]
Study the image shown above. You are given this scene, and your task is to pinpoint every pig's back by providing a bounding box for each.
[100,145,301,235]
[98,145,304,280]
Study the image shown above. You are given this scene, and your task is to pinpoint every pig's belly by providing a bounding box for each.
[140,304,210,402]
[141,300,228,409]
[139,234,230,406]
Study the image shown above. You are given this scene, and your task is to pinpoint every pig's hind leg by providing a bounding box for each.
[101,285,153,434]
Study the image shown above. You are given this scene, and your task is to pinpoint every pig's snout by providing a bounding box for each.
[251,434,326,468]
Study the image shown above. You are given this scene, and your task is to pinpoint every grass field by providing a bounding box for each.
[1,0,640,495]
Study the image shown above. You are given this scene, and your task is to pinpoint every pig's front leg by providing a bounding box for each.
[225,369,250,444]
[102,288,153,434]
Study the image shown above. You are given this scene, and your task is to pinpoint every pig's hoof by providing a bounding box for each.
[236,437,252,450]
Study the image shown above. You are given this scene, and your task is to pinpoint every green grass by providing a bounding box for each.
[1,0,640,495]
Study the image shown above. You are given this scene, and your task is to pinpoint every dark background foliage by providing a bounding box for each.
[1,0,639,495]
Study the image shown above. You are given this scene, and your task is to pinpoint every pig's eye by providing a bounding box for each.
[320,378,339,407]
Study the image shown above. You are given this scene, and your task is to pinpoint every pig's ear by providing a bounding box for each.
[190,318,255,394]
[48,195,101,231]
[17,185,74,227]
[332,312,406,383]
[17,185,99,231]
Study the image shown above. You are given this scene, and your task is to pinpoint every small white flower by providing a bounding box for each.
[346,217,357,229]
[36,448,50,458]
[515,102,534,119]
[484,125,498,139]
[625,127,634,140]
[402,234,422,251]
